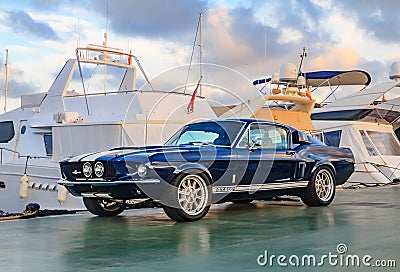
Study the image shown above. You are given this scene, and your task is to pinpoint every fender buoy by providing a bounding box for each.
[19,174,30,200]
[57,185,68,205]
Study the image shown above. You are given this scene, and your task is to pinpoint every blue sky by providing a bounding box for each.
[1,0,400,111]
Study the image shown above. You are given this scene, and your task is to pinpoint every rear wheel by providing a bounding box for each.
[301,166,336,206]
[83,198,125,216]
[163,172,211,222]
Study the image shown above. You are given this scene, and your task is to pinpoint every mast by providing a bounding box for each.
[298,28,307,77]
[298,46,307,77]
[4,49,8,113]
[199,11,203,96]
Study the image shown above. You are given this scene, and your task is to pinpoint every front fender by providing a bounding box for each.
[169,163,212,183]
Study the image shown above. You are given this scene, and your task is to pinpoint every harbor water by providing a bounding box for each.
[0,185,399,272]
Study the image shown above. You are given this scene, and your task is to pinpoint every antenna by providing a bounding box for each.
[106,0,108,37]
[264,17,268,93]
[183,12,201,95]
[77,16,80,48]
[298,27,307,76]
[198,11,203,96]
[298,47,307,76]
[4,49,8,113]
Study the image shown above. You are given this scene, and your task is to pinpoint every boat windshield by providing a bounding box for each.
[68,63,128,95]
[165,120,244,146]
[365,130,400,156]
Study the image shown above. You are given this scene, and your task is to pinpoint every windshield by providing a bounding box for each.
[366,130,400,156]
[166,120,245,146]
[68,63,128,94]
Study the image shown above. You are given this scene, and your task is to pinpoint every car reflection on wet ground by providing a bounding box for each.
[0,185,399,272]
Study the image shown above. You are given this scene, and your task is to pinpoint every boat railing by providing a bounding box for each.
[0,148,20,164]
[0,148,48,165]
[63,89,205,98]
[77,45,126,63]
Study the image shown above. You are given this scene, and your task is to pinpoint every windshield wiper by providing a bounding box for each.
[187,141,213,146]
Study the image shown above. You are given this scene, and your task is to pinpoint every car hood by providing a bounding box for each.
[64,145,223,163]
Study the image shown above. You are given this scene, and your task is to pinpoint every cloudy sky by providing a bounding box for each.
[0,0,400,111]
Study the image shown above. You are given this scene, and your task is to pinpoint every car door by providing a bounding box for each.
[235,123,298,187]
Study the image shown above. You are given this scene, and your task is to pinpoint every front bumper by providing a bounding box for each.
[57,178,161,200]
[57,178,161,186]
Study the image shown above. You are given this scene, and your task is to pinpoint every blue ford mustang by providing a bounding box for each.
[58,119,354,222]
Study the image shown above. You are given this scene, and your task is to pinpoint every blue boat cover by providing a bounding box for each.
[253,70,371,87]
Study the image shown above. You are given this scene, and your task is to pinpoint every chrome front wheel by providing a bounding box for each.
[163,172,211,222]
[177,174,209,216]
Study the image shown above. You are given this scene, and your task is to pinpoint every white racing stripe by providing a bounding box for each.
[212,181,309,194]
[69,149,136,162]
[68,152,99,162]
[81,150,121,162]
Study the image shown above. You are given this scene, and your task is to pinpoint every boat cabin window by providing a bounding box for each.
[324,130,342,147]
[43,134,53,156]
[0,121,15,143]
[366,131,400,156]
[359,130,378,156]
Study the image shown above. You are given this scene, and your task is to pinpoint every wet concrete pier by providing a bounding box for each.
[0,185,399,272]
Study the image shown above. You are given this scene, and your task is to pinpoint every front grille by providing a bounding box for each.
[61,161,116,181]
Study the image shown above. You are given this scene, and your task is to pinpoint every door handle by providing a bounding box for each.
[286,150,296,156]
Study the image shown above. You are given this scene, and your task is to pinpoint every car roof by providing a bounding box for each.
[196,118,297,131]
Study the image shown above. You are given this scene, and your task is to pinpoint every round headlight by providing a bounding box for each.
[82,162,92,178]
[137,164,147,178]
[94,162,104,177]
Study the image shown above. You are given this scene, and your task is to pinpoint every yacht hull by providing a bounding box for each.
[0,163,84,213]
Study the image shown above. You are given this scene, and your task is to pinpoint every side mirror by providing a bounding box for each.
[249,139,262,150]
[292,131,310,146]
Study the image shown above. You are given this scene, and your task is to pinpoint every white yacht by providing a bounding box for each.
[311,62,400,187]
[0,36,266,212]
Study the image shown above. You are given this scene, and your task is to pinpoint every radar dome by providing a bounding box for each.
[389,61,400,81]
[280,63,298,82]
[297,75,306,86]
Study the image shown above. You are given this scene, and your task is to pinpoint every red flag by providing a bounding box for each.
[187,77,203,113]
[306,87,312,100]
[128,50,132,65]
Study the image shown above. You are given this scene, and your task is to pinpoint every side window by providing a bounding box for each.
[238,124,288,149]
[270,126,289,149]
[324,130,342,147]
[43,134,53,156]
[238,129,249,147]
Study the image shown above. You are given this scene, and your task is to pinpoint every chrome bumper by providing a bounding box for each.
[57,178,161,186]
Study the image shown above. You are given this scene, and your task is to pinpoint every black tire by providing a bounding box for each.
[162,171,211,222]
[83,198,125,216]
[301,166,336,206]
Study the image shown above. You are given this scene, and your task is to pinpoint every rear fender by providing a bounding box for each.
[311,161,336,177]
